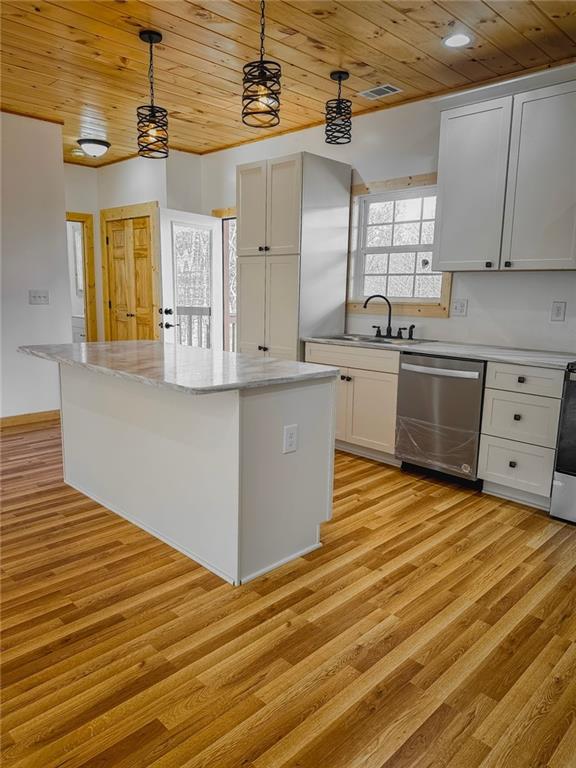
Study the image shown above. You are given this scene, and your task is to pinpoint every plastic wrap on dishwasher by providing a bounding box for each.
[395,416,479,477]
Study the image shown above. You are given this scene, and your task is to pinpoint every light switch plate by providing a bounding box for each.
[451,298,468,317]
[551,301,566,322]
[29,289,50,305]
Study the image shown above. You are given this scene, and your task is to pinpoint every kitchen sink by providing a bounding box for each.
[320,334,425,346]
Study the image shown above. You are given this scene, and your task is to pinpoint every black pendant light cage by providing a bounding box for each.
[242,0,281,128]
[325,71,352,145]
[137,30,169,158]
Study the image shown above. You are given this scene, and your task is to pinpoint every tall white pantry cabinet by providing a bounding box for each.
[236,152,352,360]
[434,79,576,272]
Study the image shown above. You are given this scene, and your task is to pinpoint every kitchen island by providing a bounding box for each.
[19,342,339,585]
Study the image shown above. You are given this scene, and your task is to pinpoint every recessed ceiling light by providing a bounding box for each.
[443,32,472,48]
[77,138,111,158]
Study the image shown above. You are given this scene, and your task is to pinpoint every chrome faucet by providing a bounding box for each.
[363,294,393,338]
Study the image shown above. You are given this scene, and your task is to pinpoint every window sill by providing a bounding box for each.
[348,274,452,318]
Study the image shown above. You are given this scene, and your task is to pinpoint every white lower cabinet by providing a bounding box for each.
[478,362,562,500]
[305,344,399,455]
[478,436,556,497]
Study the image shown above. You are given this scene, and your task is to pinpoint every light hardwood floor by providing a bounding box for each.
[1,419,575,768]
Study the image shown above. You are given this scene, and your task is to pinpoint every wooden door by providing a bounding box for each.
[266,154,302,256]
[106,216,154,341]
[237,255,266,355]
[433,98,512,272]
[264,253,299,360]
[502,81,576,271]
[236,161,267,257]
[345,369,398,454]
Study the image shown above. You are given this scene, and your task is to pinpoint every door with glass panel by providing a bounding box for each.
[160,211,223,350]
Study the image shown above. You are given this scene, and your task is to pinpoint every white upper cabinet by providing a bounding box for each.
[501,81,576,271]
[236,154,302,257]
[266,155,302,255]
[236,161,267,257]
[435,79,576,272]
[433,97,512,272]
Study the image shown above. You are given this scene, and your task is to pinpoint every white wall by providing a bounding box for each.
[167,151,203,212]
[98,156,168,209]
[200,64,576,354]
[1,113,72,417]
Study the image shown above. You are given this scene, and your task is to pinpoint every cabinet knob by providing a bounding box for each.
[485,261,492,268]
[346,376,352,382]
[513,413,522,421]
[340,374,346,381]
[517,376,526,383]
[264,246,270,251]
[509,461,517,468]
[258,345,269,352]
[258,246,264,252]
[504,261,512,268]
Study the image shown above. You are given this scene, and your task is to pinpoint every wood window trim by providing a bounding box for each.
[100,201,161,341]
[66,212,98,341]
[347,172,452,319]
[212,206,237,218]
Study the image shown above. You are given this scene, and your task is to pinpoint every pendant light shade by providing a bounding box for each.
[242,1,281,128]
[137,30,168,158]
[325,71,352,145]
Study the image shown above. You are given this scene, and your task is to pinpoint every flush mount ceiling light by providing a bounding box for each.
[137,29,169,158]
[77,138,111,158]
[242,0,281,128]
[325,71,352,145]
[443,32,472,48]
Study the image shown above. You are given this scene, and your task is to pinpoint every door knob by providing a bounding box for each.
[163,308,173,315]
[164,322,180,329]
[126,312,135,317]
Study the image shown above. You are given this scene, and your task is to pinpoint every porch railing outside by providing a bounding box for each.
[176,306,211,349]
[228,314,237,352]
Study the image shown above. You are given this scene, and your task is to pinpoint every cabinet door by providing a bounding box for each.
[237,256,266,355]
[265,254,299,360]
[236,161,267,257]
[335,371,348,442]
[345,369,398,453]
[502,81,576,271]
[433,98,512,272]
[266,154,302,255]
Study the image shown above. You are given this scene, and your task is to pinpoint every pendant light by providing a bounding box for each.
[325,71,352,145]
[137,30,168,158]
[242,0,281,128]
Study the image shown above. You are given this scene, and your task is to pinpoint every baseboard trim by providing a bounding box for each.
[0,410,61,429]
[482,481,551,512]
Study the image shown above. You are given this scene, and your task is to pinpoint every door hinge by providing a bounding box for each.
[106,236,109,245]
[108,300,112,309]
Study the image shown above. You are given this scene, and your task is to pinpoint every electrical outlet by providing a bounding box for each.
[28,289,49,305]
[451,298,468,317]
[551,301,566,322]
[282,424,298,454]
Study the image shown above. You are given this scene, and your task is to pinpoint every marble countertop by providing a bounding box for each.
[303,336,575,370]
[19,342,339,395]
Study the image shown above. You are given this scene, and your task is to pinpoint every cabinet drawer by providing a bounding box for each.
[485,362,564,398]
[478,435,555,497]
[482,389,561,448]
[305,343,399,374]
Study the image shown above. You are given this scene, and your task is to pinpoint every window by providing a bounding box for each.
[352,186,443,303]
[222,218,237,351]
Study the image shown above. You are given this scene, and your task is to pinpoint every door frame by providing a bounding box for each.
[66,211,97,341]
[100,201,161,341]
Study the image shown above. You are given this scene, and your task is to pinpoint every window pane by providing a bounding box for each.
[365,253,388,274]
[364,275,387,295]
[368,201,393,224]
[389,253,415,274]
[393,222,420,246]
[423,196,436,219]
[367,224,392,247]
[415,274,442,298]
[420,221,435,244]
[388,274,414,297]
[416,252,433,273]
[394,197,421,222]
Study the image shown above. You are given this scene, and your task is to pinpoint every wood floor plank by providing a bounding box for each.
[1,421,575,767]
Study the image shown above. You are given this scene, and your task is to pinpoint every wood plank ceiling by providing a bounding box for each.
[1,0,576,166]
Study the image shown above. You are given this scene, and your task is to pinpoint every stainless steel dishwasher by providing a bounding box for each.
[396,353,486,480]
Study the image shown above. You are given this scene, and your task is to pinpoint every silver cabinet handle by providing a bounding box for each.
[401,362,480,379]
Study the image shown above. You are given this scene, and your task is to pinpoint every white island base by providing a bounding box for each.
[59,364,336,585]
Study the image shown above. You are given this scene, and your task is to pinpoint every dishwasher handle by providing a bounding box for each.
[401,362,480,380]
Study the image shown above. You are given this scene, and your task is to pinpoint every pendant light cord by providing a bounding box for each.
[337,76,342,101]
[148,41,155,107]
[259,0,266,61]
